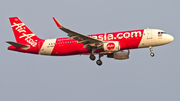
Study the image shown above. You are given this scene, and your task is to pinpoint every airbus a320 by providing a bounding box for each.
[7,17,174,66]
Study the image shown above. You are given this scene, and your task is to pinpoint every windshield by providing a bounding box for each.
[158,32,166,34]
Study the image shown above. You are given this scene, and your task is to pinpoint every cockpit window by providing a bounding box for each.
[158,32,166,34]
[163,32,166,34]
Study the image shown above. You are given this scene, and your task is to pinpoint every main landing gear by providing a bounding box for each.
[90,54,96,60]
[96,54,104,66]
[89,48,104,66]
[149,46,155,57]
[89,47,97,61]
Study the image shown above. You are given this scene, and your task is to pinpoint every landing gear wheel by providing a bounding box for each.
[96,60,102,66]
[150,53,155,57]
[149,46,155,57]
[90,54,96,61]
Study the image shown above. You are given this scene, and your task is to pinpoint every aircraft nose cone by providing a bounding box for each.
[169,35,174,42]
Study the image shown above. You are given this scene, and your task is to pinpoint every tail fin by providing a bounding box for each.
[9,17,41,47]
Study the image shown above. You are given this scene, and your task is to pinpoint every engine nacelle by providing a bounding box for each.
[107,50,130,60]
[103,41,120,52]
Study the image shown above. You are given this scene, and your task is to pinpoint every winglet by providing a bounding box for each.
[53,17,62,28]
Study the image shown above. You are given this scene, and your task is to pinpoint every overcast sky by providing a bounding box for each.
[0,0,180,101]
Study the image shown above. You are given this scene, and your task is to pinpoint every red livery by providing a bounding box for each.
[7,17,174,66]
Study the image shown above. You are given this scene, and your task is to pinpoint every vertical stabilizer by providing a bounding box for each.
[9,17,42,47]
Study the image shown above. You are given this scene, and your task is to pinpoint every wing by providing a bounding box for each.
[53,17,103,48]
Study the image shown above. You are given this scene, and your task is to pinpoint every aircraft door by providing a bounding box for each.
[147,29,152,39]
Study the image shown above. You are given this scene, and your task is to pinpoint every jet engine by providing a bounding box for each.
[107,50,130,60]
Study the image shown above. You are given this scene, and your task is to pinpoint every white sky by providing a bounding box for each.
[0,0,180,101]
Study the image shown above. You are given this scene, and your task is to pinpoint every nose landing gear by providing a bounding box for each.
[150,53,155,57]
[149,46,155,57]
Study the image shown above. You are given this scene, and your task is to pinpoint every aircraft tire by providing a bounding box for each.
[96,60,102,66]
[90,54,96,60]
[150,53,155,57]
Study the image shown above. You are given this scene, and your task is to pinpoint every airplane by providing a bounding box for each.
[6,17,174,66]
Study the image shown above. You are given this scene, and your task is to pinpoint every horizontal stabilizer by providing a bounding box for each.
[6,41,30,48]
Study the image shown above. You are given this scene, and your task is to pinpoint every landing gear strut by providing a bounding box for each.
[149,46,155,57]
[96,54,103,66]
[89,47,104,66]
[89,47,96,61]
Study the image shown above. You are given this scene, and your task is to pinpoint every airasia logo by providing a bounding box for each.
[107,43,115,50]
[11,22,37,47]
